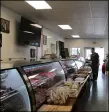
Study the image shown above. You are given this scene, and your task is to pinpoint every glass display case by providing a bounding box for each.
[74,59,84,69]
[22,61,66,109]
[0,68,31,112]
[59,59,78,79]
[78,57,85,63]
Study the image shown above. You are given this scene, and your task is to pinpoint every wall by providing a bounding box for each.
[65,38,108,58]
[43,28,64,53]
[37,28,64,60]
[1,6,64,61]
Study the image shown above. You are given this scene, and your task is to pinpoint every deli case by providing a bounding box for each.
[0,68,32,112]
[0,60,66,111]
[0,58,91,112]
[22,61,66,109]
[59,59,78,79]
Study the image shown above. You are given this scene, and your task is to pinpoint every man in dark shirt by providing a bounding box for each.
[90,48,99,81]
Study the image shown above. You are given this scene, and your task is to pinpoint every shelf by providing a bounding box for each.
[1,91,19,102]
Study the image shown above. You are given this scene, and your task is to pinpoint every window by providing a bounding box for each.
[71,48,80,55]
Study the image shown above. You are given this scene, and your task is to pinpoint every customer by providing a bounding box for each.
[90,48,99,81]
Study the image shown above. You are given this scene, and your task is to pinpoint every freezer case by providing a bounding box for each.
[0,68,31,112]
[22,61,66,109]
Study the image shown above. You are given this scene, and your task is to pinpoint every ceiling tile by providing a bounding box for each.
[93,18,107,35]
[47,1,89,9]
[91,8,108,18]
[90,1,108,9]
[1,1,108,39]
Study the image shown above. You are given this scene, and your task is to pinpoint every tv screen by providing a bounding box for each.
[19,17,42,47]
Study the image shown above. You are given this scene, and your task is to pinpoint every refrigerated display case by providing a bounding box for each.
[59,59,78,79]
[0,68,32,112]
[22,61,66,109]
[78,57,85,63]
[74,59,84,69]
[1,59,90,112]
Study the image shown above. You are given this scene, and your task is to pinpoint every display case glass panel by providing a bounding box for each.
[59,59,78,78]
[22,61,65,108]
[74,60,84,69]
[0,68,31,112]
[78,57,85,62]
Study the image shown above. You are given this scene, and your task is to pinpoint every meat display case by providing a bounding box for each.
[0,58,85,112]
[74,59,85,69]
[21,61,66,110]
[0,67,33,112]
[59,59,78,79]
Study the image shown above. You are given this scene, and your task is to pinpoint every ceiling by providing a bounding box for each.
[1,1,108,39]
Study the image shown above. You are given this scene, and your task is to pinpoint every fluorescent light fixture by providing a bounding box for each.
[58,25,72,30]
[23,31,34,34]
[30,24,42,28]
[71,35,80,38]
[25,1,52,9]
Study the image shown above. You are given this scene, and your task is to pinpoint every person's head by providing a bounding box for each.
[91,48,95,53]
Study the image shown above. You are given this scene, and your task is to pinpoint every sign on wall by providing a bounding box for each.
[0,33,2,47]
[0,18,10,33]
[30,48,35,58]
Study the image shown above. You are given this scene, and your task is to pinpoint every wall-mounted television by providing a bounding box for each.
[18,17,42,47]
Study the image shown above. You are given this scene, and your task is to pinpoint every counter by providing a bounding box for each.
[0,58,91,112]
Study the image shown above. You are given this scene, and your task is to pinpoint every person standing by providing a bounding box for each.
[90,48,99,81]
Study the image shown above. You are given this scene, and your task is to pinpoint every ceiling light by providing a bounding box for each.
[71,35,80,38]
[25,1,52,9]
[58,25,72,30]
[30,24,42,28]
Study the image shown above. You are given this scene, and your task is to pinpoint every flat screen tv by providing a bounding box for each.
[18,17,42,47]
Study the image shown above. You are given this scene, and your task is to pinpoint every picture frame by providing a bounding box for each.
[0,18,10,33]
[0,33,2,47]
[30,48,35,58]
[43,35,47,45]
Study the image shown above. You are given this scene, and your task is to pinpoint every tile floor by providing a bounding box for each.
[73,69,109,112]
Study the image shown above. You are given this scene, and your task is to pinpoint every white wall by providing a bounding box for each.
[43,28,64,53]
[1,6,64,61]
[65,38,108,58]
[37,28,64,60]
